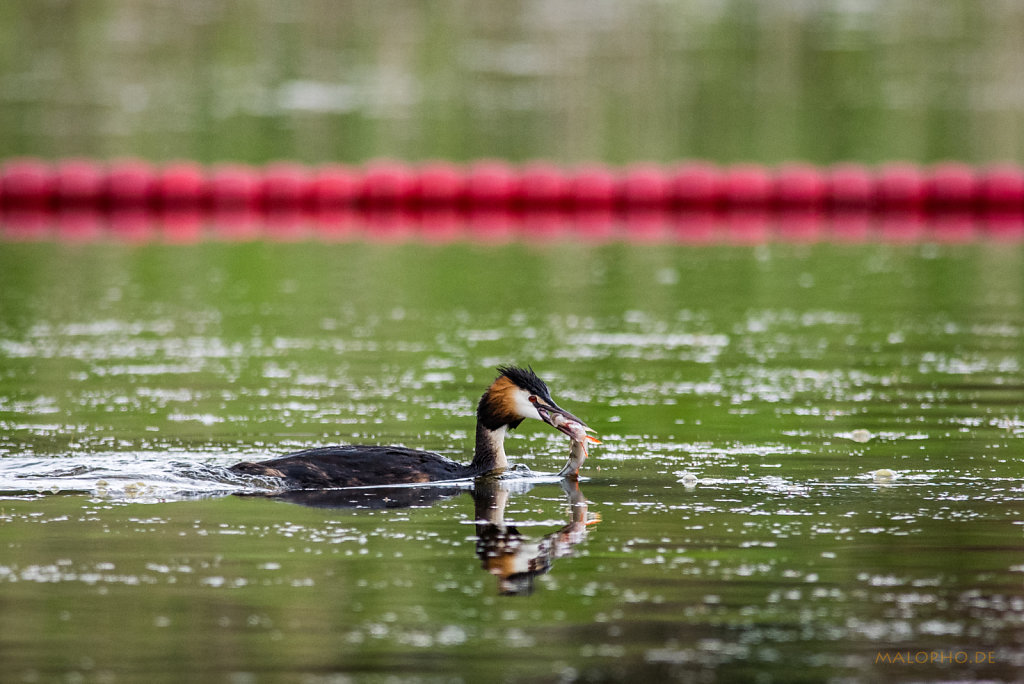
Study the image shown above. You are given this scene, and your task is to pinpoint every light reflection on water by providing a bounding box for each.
[0,240,1023,681]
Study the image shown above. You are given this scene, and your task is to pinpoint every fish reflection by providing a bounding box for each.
[474,478,598,596]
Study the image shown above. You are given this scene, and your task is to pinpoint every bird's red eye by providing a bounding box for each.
[528,395,538,404]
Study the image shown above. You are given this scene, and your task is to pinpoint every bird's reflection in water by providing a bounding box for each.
[473,477,598,596]
[243,476,598,596]
[262,484,467,509]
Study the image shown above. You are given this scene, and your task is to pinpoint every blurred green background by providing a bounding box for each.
[1,0,1023,166]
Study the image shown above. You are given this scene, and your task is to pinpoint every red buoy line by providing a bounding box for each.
[1,158,1023,241]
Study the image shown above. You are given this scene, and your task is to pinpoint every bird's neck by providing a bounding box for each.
[472,422,509,473]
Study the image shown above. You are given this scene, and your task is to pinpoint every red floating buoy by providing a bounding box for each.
[466,209,515,242]
[2,158,1022,243]
[209,164,260,211]
[827,163,874,210]
[671,162,721,209]
[876,163,925,211]
[777,210,827,241]
[415,161,465,208]
[361,161,415,208]
[418,208,463,242]
[105,159,156,210]
[161,210,205,244]
[570,165,617,210]
[776,163,827,209]
[982,210,1024,240]
[721,164,772,208]
[620,164,670,209]
[261,162,309,211]
[931,213,976,243]
[978,164,1024,211]
[2,209,51,240]
[519,210,569,241]
[621,210,669,241]
[573,209,616,242]
[878,212,926,242]
[927,162,977,211]
[55,209,104,242]
[830,213,872,242]
[673,210,717,243]
[724,209,770,243]
[108,208,156,242]
[311,164,360,210]
[157,161,206,210]
[519,162,568,210]
[54,159,104,209]
[2,158,54,211]
[465,161,518,209]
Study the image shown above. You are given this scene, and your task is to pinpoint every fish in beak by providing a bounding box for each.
[534,401,591,438]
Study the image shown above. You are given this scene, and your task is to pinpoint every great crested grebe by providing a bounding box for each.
[229,366,588,488]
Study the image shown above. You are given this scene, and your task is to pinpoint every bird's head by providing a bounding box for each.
[477,365,588,435]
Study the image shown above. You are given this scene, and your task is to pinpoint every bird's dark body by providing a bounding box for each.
[228,366,585,491]
[229,445,477,488]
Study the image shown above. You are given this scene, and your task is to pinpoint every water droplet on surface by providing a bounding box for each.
[848,429,873,443]
[677,472,698,488]
[872,468,896,483]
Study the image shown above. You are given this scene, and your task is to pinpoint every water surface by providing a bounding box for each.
[2,1,1022,164]
[1,236,1023,682]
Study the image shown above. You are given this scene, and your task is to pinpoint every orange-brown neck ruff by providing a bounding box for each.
[476,376,525,431]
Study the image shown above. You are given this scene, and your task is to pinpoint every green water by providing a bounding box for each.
[1,0,1023,165]
[1,237,1023,682]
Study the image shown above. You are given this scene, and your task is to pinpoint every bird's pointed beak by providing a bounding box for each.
[536,402,589,437]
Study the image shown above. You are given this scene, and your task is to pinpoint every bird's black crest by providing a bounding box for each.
[496,365,551,399]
